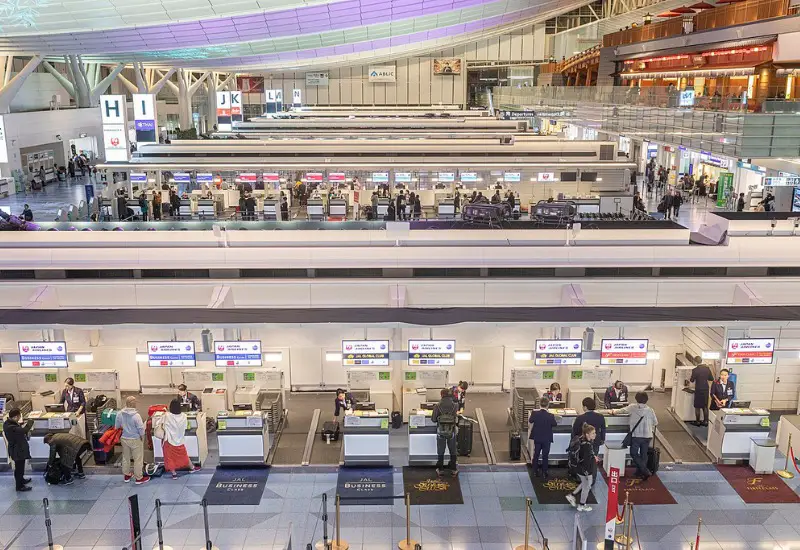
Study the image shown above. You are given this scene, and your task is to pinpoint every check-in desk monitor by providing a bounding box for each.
[343,409,390,466]
[152,411,209,467]
[216,410,270,465]
[707,407,770,461]
[25,410,78,468]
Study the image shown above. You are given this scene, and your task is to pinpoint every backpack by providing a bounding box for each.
[567,436,582,475]
[436,409,457,438]
[44,463,63,485]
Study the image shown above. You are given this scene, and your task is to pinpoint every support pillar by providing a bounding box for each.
[0,55,42,113]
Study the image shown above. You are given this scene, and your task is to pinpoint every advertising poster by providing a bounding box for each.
[368,65,396,83]
[600,339,649,366]
[237,76,264,93]
[18,342,68,368]
[132,94,157,144]
[716,172,734,208]
[148,341,196,368]
[535,340,583,366]
[215,341,262,367]
[726,338,775,364]
[433,58,462,75]
[342,340,389,366]
[408,340,456,366]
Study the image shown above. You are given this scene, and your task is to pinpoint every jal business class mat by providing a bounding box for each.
[337,467,395,506]
[600,468,677,505]
[717,465,800,504]
[203,467,269,506]
[526,466,597,505]
[403,466,463,506]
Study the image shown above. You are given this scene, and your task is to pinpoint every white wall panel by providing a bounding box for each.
[499,35,512,60]
[510,34,524,61]
[351,67,363,105]
[362,66,374,105]
[476,39,488,60]
[487,37,500,60]
[418,58,432,104]
[339,67,352,104]
[396,59,409,104]
[408,59,420,104]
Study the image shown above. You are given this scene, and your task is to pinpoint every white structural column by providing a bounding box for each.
[41,59,125,107]
[0,55,42,113]
[164,69,210,130]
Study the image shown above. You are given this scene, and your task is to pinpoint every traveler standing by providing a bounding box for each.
[115,396,149,484]
[396,193,406,221]
[3,409,34,491]
[613,392,658,480]
[432,388,459,477]
[663,191,675,220]
[138,194,149,221]
[571,397,606,455]
[690,363,714,426]
[528,397,559,479]
[371,192,378,219]
[152,192,162,220]
[413,195,422,220]
[672,190,683,219]
[160,399,201,479]
[736,193,746,212]
[280,196,289,221]
[565,423,597,511]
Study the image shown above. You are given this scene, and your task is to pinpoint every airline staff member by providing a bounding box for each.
[690,363,714,426]
[177,384,202,411]
[710,369,735,411]
[333,389,354,420]
[60,378,86,415]
[603,381,628,409]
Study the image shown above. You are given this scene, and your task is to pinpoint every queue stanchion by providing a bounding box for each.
[777,433,795,479]
[314,493,330,550]
[199,499,219,550]
[42,498,64,550]
[330,494,348,550]
[513,498,535,550]
[614,492,632,548]
[694,516,702,550]
[154,499,172,550]
[397,493,417,550]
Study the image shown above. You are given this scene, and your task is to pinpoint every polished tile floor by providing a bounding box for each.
[2,458,800,550]
[0,176,97,221]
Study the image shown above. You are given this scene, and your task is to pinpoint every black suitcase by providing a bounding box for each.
[647,446,660,474]
[509,431,522,461]
[391,411,402,429]
[457,417,473,456]
[44,463,62,485]
[321,421,340,442]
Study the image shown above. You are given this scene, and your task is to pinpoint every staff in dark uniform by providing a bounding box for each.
[603,380,628,409]
[710,368,735,411]
[333,389,354,420]
[59,378,86,415]
[690,363,714,426]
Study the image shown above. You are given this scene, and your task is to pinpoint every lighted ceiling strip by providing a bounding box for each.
[620,67,756,79]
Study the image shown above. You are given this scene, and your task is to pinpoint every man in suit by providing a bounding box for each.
[529,397,561,479]
[572,397,606,455]
[59,378,86,415]
[3,409,34,491]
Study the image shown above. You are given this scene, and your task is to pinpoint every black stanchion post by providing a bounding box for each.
[42,497,63,550]
[315,493,330,550]
[154,499,172,550]
[201,499,217,550]
[128,495,142,550]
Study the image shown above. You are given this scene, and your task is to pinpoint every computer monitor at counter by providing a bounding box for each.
[233,403,253,412]
[354,402,376,412]
[728,400,751,409]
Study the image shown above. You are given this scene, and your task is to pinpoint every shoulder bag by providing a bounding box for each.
[621,416,644,448]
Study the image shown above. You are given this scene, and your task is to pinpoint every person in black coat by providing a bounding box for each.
[529,397,561,479]
[571,397,606,454]
[690,363,714,426]
[3,409,34,491]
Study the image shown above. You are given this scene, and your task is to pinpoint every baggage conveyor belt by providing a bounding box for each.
[271,392,327,465]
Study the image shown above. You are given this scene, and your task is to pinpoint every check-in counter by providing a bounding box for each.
[707,408,771,461]
[195,199,217,219]
[343,409,390,466]
[672,366,696,421]
[437,199,456,219]
[26,411,78,468]
[408,408,450,466]
[152,411,208,467]
[263,199,279,221]
[216,410,270,466]
[376,198,390,218]
[527,408,632,462]
[307,198,325,220]
[329,198,348,218]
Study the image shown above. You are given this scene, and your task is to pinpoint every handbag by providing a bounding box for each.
[153,416,166,440]
[621,416,644,448]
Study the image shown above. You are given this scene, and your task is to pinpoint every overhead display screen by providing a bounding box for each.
[148,341,196,368]
[600,339,649,366]
[342,340,389,367]
[535,340,583,366]
[408,340,455,366]
[18,342,68,368]
[215,341,262,367]
[726,338,775,364]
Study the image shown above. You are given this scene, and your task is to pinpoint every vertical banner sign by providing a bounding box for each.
[216,91,231,131]
[100,95,129,162]
[717,172,734,208]
[0,115,8,163]
[266,89,277,114]
[275,89,283,112]
[293,88,302,106]
[229,90,243,124]
[604,466,620,550]
[132,94,157,144]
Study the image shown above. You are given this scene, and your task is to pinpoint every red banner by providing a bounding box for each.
[237,76,264,93]
[604,466,620,549]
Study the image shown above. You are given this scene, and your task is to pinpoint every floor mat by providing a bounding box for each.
[202,467,269,506]
[717,465,800,504]
[402,466,463,505]
[526,466,596,505]
[337,467,394,506]
[601,468,677,505]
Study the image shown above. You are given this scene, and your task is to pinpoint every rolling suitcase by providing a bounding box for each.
[391,411,403,429]
[321,421,340,442]
[509,431,522,461]
[457,417,473,456]
[647,446,660,474]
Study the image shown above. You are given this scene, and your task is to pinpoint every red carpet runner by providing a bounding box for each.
[601,469,676,505]
[717,465,800,504]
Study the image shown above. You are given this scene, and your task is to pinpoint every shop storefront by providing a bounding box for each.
[735,161,767,195]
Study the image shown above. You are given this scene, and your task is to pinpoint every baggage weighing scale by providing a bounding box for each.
[182,369,228,417]
[216,410,270,465]
[151,411,209,467]
[408,406,452,466]
[24,410,79,468]
[707,407,771,461]
[342,409,390,466]
[402,367,449,422]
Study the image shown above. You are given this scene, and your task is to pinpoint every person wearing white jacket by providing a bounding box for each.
[161,399,201,479]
